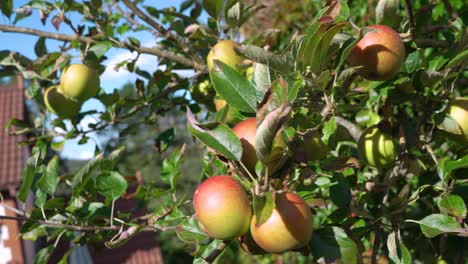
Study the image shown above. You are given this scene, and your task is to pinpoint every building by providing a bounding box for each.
[0,74,163,263]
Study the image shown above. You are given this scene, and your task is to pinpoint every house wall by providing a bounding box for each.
[0,197,24,264]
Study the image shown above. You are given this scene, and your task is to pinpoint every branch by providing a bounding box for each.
[441,0,458,20]
[0,24,204,71]
[203,241,228,263]
[334,116,362,141]
[371,227,382,264]
[414,38,450,48]
[404,0,416,34]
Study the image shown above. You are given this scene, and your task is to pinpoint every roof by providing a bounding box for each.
[0,75,29,191]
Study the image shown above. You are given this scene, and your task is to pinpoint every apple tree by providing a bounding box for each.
[1,0,467,263]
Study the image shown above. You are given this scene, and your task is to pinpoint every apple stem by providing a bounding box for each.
[239,161,258,184]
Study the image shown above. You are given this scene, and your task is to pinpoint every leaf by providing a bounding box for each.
[253,63,272,101]
[314,21,349,74]
[187,108,242,161]
[438,194,467,218]
[236,44,292,75]
[71,152,104,193]
[176,217,209,243]
[445,49,468,69]
[34,246,54,264]
[155,128,175,153]
[387,230,411,264]
[322,118,337,144]
[18,150,40,202]
[89,40,112,58]
[253,192,275,225]
[96,171,128,201]
[38,155,59,195]
[255,105,291,163]
[330,174,351,208]
[34,37,47,57]
[434,112,462,135]
[310,226,358,264]
[437,154,468,181]
[0,0,13,18]
[376,0,400,28]
[210,61,256,113]
[402,51,420,73]
[160,145,185,190]
[407,214,462,238]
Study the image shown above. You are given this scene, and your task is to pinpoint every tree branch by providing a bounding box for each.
[0,24,204,71]
[334,116,362,141]
[203,241,228,263]
[404,0,416,34]
[441,0,458,20]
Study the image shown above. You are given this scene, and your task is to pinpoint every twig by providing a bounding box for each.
[414,39,450,48]
[371,228,382,264]
[441,0,458,20]
[334,116,362,141]
[423,144,438,165]
[203,241,228,263]
[0,24,202,70]
[404,0,416,35]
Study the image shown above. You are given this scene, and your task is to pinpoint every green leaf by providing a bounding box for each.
[322,118,337,144]
[387,230,411,264]
[18,150,40,202]
[330,174,351,208]
[160,145,185,190]
[437,154,468,181]
[34,246,54,264]
[96,171,128,201]
[202,0,237,19]
[89,40,112,58]
[253,63,272,101]
[22,226,46,241]
[438,194,467,218]
[210,61,256,113]
[128,36,141,47]
[314,21,349,74]
[187,108,242,161]
[434,112,462,136]
[38,155,59,195]
[176,217,209,243]
[236,44,292,75]
[252,192,275,225]
[402,51,421,73]
[0,0,13,18]
[310,226,358,264]
[408,214,461,238]
[34,37,48,57]
[71,152,104,194]
[445,49,468,69]
[155,128,175,153]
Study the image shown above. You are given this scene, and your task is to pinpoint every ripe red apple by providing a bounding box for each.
[59,64,100,102]
[347,25,405,81]
[207,40,244,72]
[193,175,252,240]
[358,125,396,168]
[250,192,313,253]
[448,97,468,141]
[43,86,82,119]
[232,118,257,174]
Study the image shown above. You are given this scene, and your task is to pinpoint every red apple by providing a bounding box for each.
[250,192,313,253]
[347,25,405,81]
[193,175,252,240]
[59,64,100,102]
[232,118,257,174]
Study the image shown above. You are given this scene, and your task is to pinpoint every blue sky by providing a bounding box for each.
[1,0,206,159]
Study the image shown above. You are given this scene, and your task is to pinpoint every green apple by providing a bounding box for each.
[59,64,100,102]
[193,175,252,240]
[43,85,82,119]
[358,124,396,168]
[347,24,405,81]
[207,40,244,73]
[448,97,468,141]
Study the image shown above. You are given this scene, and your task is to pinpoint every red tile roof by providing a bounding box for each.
[0,75,29,191]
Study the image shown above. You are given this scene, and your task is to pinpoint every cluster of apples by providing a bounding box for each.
[43,64,100,119]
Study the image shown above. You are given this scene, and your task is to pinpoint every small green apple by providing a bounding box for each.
[43,85,82,119]
[448,97,468,141]
[358,124,396,168]
[60,64,100,102]
[207,40,244,73]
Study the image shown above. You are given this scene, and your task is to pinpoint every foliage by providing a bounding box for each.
[1,0,467,263]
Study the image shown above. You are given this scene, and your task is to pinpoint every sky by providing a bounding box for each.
[1,0,207,159]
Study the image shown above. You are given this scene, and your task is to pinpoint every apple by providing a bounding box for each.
[232,118,257,174]
[193,175,252,240]
[358,124,396,168]
[250,192,313,253]
[59,64,100,102]
[43,86,82,119]
[207,40,244,72]
[448,97,468,141]
[347,25,405,81]
[294,130,329,163]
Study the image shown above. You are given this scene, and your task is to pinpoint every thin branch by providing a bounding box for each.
[414,38,450,48]
[203,241,228,263]
[0,24,204,71]
[404,0,416,35]
[371,228,382,264]
[120,0,186,51]
[441,0,458,20]
[334,116,362,141]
